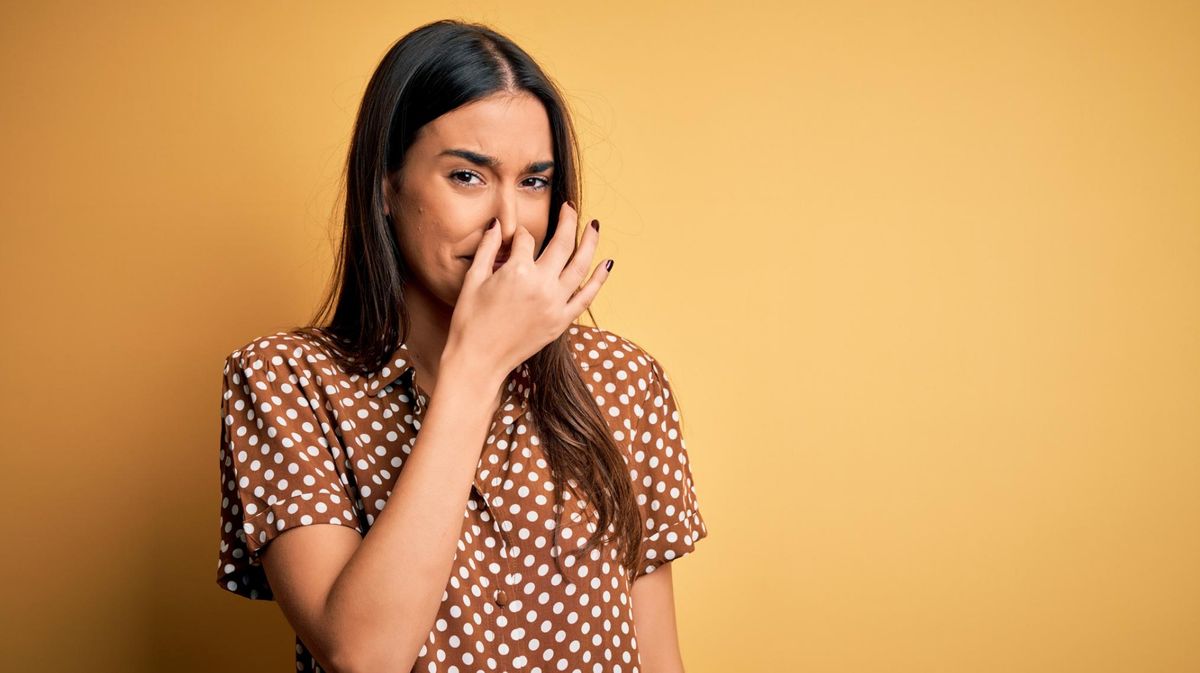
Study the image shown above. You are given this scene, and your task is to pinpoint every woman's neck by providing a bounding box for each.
[400,281,454,394]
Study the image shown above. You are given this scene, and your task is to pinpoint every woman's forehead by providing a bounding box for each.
[415,94,552,161]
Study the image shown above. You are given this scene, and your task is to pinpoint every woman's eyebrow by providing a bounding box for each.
[438,148,554,173]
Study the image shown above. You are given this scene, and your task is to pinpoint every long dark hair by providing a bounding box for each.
[291,19,642,579]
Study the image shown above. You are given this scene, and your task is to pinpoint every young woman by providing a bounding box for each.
[216,19,709,673]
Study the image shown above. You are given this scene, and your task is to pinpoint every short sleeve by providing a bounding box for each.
[216,348,364,601]
[628,356,709,580]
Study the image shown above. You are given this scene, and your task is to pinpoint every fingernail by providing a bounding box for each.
[590,219,599,231]
[488,218,497,230]
[605,259,614,271]
[567,200,576,210]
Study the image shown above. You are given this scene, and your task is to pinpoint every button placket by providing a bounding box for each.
[323,375,376,527]
[470,373,521,507]
[488,504,526,672]
[481,484,511,608]
[472,378,529,672]
[406,368,428,415]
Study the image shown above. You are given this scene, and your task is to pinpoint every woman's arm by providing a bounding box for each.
[632,564,688,673]
[259,351,507,673]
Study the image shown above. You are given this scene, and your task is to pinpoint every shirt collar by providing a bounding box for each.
[358,341,417,396]
[358,340,533,401]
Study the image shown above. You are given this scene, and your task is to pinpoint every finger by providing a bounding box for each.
[559,216,599,290]
[510,221,535,264]
[466,218,502,281]
[535,201,581,272]
[564,258,612,319]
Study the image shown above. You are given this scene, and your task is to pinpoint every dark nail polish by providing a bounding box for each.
[605,259,613,271]
[590,219,599,231]
[487,218,497,230]
[567,200,576,210]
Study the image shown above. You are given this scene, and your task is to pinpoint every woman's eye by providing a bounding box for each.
[449,171,551,191]
[450,170,482,185]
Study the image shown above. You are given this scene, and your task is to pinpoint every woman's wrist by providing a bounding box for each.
[439,344,510,400]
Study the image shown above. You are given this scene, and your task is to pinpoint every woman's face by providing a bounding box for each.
[383,91,556,308]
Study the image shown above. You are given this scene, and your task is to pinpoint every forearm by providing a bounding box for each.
[322,354,506,673]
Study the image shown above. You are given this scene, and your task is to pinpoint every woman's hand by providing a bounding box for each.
[445,201,611,380]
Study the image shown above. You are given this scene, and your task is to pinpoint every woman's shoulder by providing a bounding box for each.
[564,323,673,400]
[222,329,340,384]
[565,323,664,369]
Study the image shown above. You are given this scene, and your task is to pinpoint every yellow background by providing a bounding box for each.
[2,2,1197,671]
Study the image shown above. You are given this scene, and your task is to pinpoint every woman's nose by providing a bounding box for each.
[496,214,518,236]
[492,200,521,238]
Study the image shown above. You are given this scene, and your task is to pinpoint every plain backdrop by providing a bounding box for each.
[1,2,1197,672]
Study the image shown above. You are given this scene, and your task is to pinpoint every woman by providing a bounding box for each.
[216,19,709,673]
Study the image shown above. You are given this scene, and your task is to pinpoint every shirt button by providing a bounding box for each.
[494,588,507,606]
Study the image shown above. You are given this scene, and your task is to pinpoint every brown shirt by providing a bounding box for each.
[216,323,709,673]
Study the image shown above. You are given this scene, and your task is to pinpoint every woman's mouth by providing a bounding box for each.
[461,255,509,270]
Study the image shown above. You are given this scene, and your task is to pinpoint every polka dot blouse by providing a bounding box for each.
[216,323,709,673]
